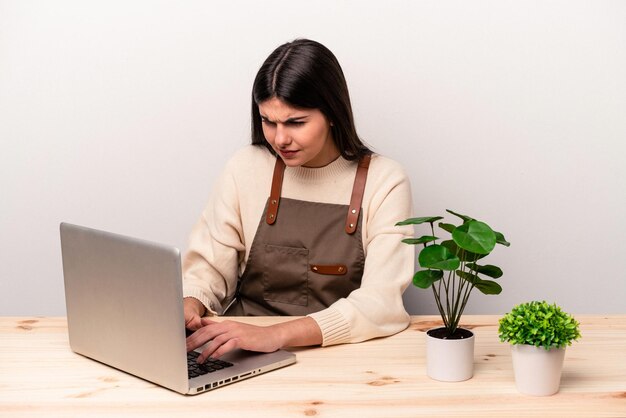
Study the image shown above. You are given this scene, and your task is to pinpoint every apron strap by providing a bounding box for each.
[266,157,286,225]
[266,153,372,231]
[345,154,371,235]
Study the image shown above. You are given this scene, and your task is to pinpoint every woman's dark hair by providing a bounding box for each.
[251,39,371,160]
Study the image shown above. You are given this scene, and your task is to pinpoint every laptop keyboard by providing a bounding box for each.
[187,351,234,378]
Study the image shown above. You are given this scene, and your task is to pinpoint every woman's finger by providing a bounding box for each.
[210,338,239,359]
[198,336,238,362]
[200,317,217,326]
[185,315,202,331]
[186,324,220,351]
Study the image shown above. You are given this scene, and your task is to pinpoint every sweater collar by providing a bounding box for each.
[286,156,356,183]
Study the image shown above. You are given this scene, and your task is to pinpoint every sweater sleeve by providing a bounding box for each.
[182,159,246,315]
[308,158,415,345]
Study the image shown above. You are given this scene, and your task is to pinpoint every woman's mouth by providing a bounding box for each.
[279,149,298,159]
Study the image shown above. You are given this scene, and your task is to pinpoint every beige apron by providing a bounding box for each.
[225,155,371,316]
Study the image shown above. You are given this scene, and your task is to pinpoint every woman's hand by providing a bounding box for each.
[183,297,206,331]
[186,316,323,363]
[186,318,283,362]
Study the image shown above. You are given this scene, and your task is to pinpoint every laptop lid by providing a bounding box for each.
[60,223,295,395]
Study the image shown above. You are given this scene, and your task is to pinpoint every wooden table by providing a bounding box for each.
[1,315,624,417]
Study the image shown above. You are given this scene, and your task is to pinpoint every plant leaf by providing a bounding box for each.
[445,209,474,223]
[452,220,497,255]
[395,216,443,226]
[402,236,438,245]
[418,244,460,271]
[467,263,503,278]
[456,271,502,294]
[473,279,502,295]
[412,270,443,288]
[441,240,486,262]
[495,231,511,247]
[438,222,456,234]
[456,270,479,283]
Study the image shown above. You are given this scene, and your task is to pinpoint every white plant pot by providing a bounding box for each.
[510,344,566,396]
[425,328,475,382]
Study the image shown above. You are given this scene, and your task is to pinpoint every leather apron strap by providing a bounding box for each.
[345,154,371,234]
[266,154,372,233]
[266,157,286,225]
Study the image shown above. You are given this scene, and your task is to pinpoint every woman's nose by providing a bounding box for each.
[274,124,291,147]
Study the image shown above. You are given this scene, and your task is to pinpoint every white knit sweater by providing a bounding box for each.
[183,145,415,346]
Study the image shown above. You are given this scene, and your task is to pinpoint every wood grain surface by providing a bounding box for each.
[0,315,624,417]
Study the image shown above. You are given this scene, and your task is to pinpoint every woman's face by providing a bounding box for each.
[258,97,339,168]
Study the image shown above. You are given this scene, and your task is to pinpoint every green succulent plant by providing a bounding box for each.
[397,209,510,337]
[498,301,581,350]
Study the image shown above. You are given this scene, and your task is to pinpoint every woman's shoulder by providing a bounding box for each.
[369,153,409,180]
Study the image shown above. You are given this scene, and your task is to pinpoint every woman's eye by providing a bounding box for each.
[262,119,276,127]
[286,121,304,126]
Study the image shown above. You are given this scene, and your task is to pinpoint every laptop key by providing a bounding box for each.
[216,360,233,368]
[187,352,234,378]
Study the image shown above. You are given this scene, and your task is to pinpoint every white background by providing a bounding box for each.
[1,0,625,316]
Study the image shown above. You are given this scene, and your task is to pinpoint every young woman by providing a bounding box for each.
[183,39,414,363]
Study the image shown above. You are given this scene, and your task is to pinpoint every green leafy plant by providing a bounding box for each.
[397,209,510,338]
[498,301,581,350]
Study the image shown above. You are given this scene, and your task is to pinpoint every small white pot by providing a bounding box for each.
[510,344,566,396]
[425,328,475,382]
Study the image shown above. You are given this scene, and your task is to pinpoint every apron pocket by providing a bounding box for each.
[262,244,309,306]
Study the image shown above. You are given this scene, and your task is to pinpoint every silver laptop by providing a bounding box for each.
[60,222,296,395]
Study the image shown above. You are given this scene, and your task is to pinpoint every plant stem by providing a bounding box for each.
[450,268,456,326]
[443,270,452,325]
[431,283,448,329]
[458,283,475,322]
[439,278,450,327]
[454,279,472,332]
[452,254,480,332]
[452,255,470,332]
[448,249,466,334]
